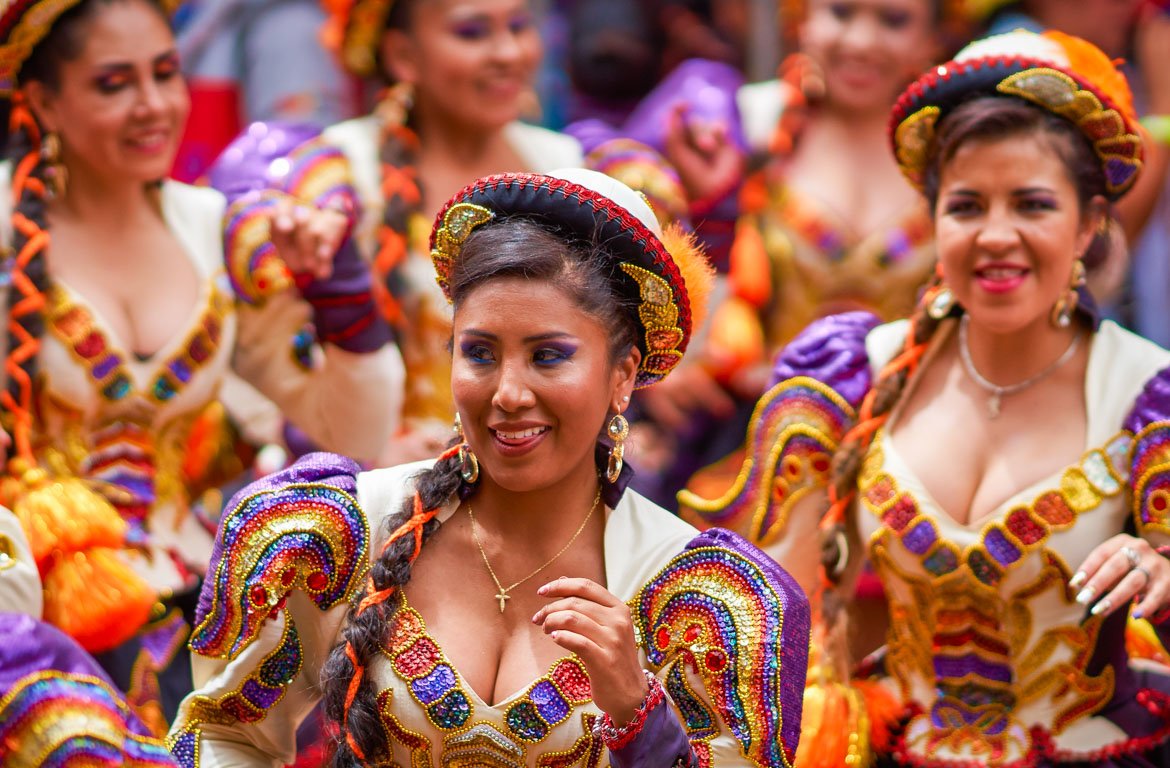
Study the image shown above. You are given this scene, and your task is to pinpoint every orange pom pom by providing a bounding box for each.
[5,467,126,568]
[1044,30,1137,121]
[660,223,715,346]
[41,548,155,653]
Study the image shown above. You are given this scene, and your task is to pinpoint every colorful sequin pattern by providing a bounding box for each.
[430,201,495,298]
[863,434,1130,764]
[679,376,854,545]
[169,620,303,768]
[0,671,177,768]
[47,281,229,404]
[382,598,596,751]
[631,541,805,768]
[224,191,292,304]
[1132,421,1170,535]
[190,481,368,660]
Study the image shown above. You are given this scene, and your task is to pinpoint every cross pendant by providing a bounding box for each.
[495,589,511,613]
[987,392,1001,419]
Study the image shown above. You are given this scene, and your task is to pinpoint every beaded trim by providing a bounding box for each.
[1132,420,1170,536]
[190,481,369,661]
[595,670,665,750]
[0,670,176,767]
[0,0,85,95]
[632,543,802,768]
[890,56,1143,199]
[678,376,854,545]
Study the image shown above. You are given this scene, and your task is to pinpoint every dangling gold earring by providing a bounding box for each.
[454,413,479,484]
[1051,259,1086,329]
[375,82,415,127]
[605,413,629,483]
[40,132,67,199]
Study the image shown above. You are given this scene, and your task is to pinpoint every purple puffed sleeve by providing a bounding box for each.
[1126,365,1170,540]
[769,311,882,407]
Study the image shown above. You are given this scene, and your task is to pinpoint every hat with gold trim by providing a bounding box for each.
[430,169,712,389]
[320,0,394,79]
[890,29,1143,200]
[0,0,180,97]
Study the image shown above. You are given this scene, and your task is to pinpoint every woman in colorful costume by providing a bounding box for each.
[0,0,402,729]
[682,28,1170,767]
[168,169,810,767]
[213,0,682,465]
[636,0,953,507]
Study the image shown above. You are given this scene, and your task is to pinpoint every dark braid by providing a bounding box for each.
[320,444,462,765]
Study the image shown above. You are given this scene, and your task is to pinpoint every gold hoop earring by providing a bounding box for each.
[1051,260,1086,329]
[453,413,479,484]
[375,82,415,127]
[605,413,629,483]
[40,132,67,199]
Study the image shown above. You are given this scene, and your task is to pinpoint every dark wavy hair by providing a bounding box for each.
[319,217,639,765]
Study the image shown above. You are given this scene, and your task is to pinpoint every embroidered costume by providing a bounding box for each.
[170,170,810,766]
[0,0,403,729]
[683,30,1170,767]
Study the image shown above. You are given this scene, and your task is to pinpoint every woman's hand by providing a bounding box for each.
[1070,534,1170,619]
[270,196,349,281]
[663,104,745,207]
[533,577,649,725]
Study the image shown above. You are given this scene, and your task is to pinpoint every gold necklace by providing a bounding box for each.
[467,489,602,613]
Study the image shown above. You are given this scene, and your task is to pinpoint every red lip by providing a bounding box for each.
[490,426,549,458]
[973,262,1030,294]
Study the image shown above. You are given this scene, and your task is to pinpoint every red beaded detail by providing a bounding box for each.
[596,671,666,751]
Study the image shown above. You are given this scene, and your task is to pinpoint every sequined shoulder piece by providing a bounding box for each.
[631,528,810,768]
[678,376,855,543]
[0,671,177,767]
[1125,364,1170,535]
[190,452,369,660]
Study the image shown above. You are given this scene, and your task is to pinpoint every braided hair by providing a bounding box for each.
[2,0,170,461]
[819,95,1113,585]
[320,217,640,764]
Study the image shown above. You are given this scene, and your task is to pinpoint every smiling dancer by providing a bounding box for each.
[169,169,810,767]
[682,28,1170,767]
[0,0,401,728]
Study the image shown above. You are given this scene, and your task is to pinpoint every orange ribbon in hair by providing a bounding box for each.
[343,642,368,760]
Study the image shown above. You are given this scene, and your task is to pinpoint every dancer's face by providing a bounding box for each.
[934,132,1103,336]
[800,0,937,116]
[451,276,638,495]
[26,0,188,187]
[382,0,542,132]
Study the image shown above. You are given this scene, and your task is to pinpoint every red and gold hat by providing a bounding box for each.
[320,0,394,79]
[890,29,1143,199]
[430,170,712,389]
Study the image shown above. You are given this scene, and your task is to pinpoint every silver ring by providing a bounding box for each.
[1121,546,1141,569]
[1134,565,1152,588]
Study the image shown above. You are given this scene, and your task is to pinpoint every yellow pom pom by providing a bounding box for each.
[41,548,155,653]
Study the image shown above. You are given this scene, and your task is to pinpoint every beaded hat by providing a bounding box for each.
[430,169,711,389]
[890,29,1143,199]
[0,0,180,97]
[320,0,394,79]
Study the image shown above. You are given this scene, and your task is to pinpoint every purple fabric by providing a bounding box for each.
[299,237,393,353]
[768,311,881,406]
[0,614,118,697]
[1123,365,1170,434]
[687,527,811,757]
[607,686,698,768]
[595,439,634,509]
[565,59,747,156]
[207,121,323,204]
[195,452,362,626]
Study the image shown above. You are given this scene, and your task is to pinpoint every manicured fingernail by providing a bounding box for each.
[537,584,549,595]
[531,612,541,624]
[1069,571,1087,588]
[550,631,560,640]
[276,216,293,230]
[1090,599,1112,616]
[1075,586,1095,605]
[1134,609,1145,620]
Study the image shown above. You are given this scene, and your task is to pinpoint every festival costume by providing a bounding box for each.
[683,29,1170,768]
[0,0,403,729]
[169,170,811,766]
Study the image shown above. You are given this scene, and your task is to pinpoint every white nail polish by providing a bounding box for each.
[1090,599,1111,616]
[1069,571,1087,588]
[1075,586,1095,605]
